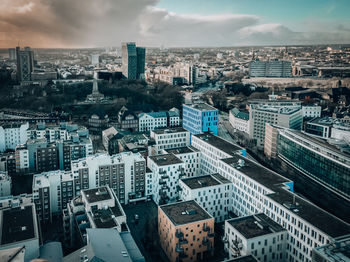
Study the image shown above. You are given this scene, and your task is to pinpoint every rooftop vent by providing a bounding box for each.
[186,209,197,215]
[198,180,207,187]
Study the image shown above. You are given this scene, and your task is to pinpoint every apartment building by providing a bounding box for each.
[182,103,218,135]
[179,174,232,222]
[0,122,29,152]
[165,146,200,177]
[249,60,291,77]
[248,99,303,147]
[224,214,287,261]
[147,154,185,205]
[191,133,246,175]
[138,111,180,132]
[150,127,190,155]
[229,108,250,134]
[63,186,127,248]
[216,154,350,262]
[0,172,11,197]
[302,105,321,118]
[158,200,215,262]
[0,203,40,262]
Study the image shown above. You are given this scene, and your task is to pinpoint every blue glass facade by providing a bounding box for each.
[182,104,218,135]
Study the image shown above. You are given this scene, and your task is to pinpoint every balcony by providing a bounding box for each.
[175,231,184,238]
[202,238,210,245]
[203,225,210,232]
[208,233,214,238]
[179,238,188,245]
[162,185,170,190]
[176,185,183,191]
[159,179,166,185]
[176,245,184,253]
[161,175,169,179]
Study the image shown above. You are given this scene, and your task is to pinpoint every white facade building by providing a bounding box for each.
[217,154,350,262]
[0,172,11,197]
[165,146,200,177]
[179,174,233,222]
[229,109,250,134]
[302,105,321,118]
[150,127,190,155]
[224,214,287,261]
[0,123,29,152]
[146,154,185,205]
[138,111,180,132]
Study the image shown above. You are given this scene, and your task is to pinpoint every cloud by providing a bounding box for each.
[0,0,349,48]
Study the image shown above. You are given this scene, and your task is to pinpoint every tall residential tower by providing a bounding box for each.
[122,42,145,80]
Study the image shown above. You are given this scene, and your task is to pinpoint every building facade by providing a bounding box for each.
[229,108,250,134]
[0,122,29,152]
[249,60,291,78]
[183,103,218,135]
[150,127,190,155]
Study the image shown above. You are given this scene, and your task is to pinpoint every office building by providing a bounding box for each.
[312,235,350,262]
[150,127,190,155]
[62,228,145,262]
[138,110,180,132]
[102,127,122,155]
[147,154,185,204]
[264,123,279,159]
[8,48,16,60]
[0,122,29,152]
[165,147,200,177]
[224,214,287,261]
[16,46,35,82]
[302,105,321,118]
[249,99,303,147]
[249,60,291,77]
[179,174,232,222]
[229,108,250,134]
[277,129,350,201]
[63,186,127,248]
[191,133,246,175]
[158,200,215,262]
[305,117,333,138]
[183,103,219,135]
[216,154,350,262]
[122,42,145,80]
[0,172,11,197]
[90,54,99,66]
[0,204,40,262]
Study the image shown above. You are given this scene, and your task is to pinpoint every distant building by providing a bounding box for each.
[0,122,29,152]
[138,110,180,132]
[302,105,321,118]
[305,117,333,138]
[102,127,122,155]
[88,113,109,134]
[122,42,145,80]
[224,214,287,261]
[117,106,138,132]
[179,174,233,222]
[0,204,40,262]
[182,103,219,135]
[158,200,215,262]
[90,54,99,66]
[229,108,250,134]
[0,172,11,197]
[249,60,291,78]
[8,48,16,60]
[150,127,190,155]
[16,46,34,82]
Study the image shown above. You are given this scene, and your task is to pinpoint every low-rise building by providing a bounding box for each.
[150,127,190,155]
[229,108,250,134]
[224,214,287,261]
[138,110,180,132]
[158,200,215,262]
[179,174,232,222]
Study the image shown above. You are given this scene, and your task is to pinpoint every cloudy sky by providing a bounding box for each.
[0,0,349,48]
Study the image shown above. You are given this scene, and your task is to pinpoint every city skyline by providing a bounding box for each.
[0,0,350,48]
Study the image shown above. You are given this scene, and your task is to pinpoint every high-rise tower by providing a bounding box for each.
[122,42,145,80]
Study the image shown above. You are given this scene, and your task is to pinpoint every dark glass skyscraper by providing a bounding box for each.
[122,42,145,80]
[16,46,34,82]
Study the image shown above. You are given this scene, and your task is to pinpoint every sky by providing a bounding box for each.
[0,0,349,48]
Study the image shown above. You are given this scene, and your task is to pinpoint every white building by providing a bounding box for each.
[0,203,40,262]
[138,111,180,132]
[147,154,185,205]
[150,127,190,155]
[249,60,291,77]
[91,54,99,66]
[0,123,29,152]
[331,123,350,142]
[302,105,321,118]
[224,214,287,261]
[229,108,250,134]
[165,146,200,177]
[0,193,33,209]
[0,172,11,197]
[179,173,233,222]
[249,100,303,147]
[191,133,246,175]
[312,235,350,262]
[217,154,350,262]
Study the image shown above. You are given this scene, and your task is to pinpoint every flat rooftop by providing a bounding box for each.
[224,255,259,262]
[194,133,243,156]
[152,127,188,134]
[181,174,231,190]
[166,146,198,155]
[1,205,36,245]
[221,155,350,238]
[83,187,112,203]
[184,103,218,111]
[228,213,286,239]
[160,200,212,226]
[313,235,350,261]
[149,153,183,166]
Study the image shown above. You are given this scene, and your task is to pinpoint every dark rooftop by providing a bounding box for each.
[160,200,213,226]
[91,201,124,228]
[83,187,112,203]
[194,133,242,156]
[1,205,36,245]
[166,146,198,155]
[152,127,188,134]
[221,155,350,238]
[224,255,259,262]
[149,153,183,166]
[228,213,286,239]
[181,174,230,189]
[184,103,218,111]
